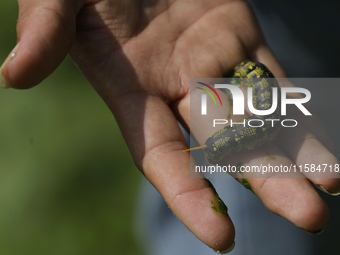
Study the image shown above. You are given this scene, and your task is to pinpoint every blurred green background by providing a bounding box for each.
[0,1,144,255]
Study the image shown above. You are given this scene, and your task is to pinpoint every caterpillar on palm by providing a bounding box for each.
[187,60,281,164]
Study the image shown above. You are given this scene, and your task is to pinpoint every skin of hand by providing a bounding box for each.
[1,0,340,252]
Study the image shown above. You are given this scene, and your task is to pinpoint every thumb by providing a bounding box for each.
[0,0,83,89]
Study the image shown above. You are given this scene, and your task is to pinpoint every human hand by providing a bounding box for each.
[1,0,339,252]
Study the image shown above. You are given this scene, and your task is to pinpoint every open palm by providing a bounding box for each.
[2,0,339,252]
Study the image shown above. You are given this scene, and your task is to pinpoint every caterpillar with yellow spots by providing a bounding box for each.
[187,60,281,164]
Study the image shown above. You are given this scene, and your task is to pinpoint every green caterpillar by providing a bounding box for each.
[189,60,281,164]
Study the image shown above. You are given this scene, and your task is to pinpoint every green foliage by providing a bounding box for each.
[0,1,143,254]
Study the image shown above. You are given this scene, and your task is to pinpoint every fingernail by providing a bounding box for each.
[315,184,340,196]
[0,42,20,89]
[302,226,326,236]
[211,241,235,254]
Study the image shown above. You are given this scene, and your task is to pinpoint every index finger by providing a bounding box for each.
[105,90,235,253]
